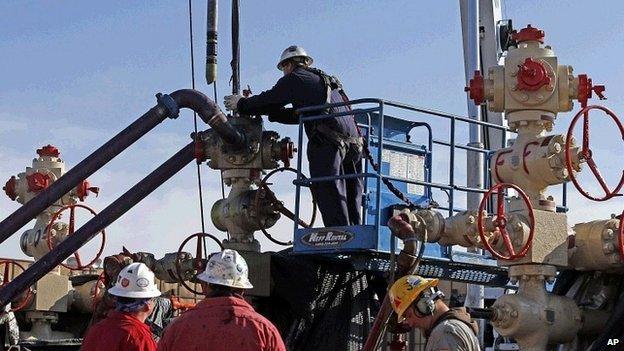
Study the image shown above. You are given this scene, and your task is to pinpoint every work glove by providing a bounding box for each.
[224,94,243,111]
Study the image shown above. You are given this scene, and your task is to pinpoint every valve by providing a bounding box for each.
[36,145,60,158]
[516,58,551,91]
[175,232,223,295]
[46,204,106,270]
[3,176,17,201]
[26,172,51,192]
[478,183,535,260]
[564,105,624,201]
[279,138,296,168]
[253,167,317,246]
[510,24,545,44]
[577,74,606,108]
[76,180,99,202]
[464,70,485,105]
[0,260,34,312]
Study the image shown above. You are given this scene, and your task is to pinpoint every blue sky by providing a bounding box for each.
[1,1,623,260]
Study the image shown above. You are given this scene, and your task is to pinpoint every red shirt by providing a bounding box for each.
[157,296,286,351]
[82,310,157,351]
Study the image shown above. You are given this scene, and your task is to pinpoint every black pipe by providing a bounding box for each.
[0,143,196,308]
[231,0,240,95]
[0,89,241,245]
[465,307,493,320]
[170,89,244,145]
[205,0,218,84]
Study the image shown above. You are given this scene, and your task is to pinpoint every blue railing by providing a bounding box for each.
[292,98,568,257]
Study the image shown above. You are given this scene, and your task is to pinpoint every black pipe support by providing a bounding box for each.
[0,143,196,309]
[0,89,241,246]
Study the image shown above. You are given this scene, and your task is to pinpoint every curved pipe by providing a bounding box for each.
[170,89,244,145]
[0,89,242,246]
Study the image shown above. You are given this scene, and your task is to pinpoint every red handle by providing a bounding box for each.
[564,105,624,202]
[477,183,535,260]
[46,204,106,270]
[0,260,34,312]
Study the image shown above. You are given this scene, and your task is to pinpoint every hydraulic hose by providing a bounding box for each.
[0,89,241,245]
[363,213,428,351]
[0,143,196,309]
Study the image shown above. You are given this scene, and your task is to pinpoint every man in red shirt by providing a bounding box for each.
[82,262,162,351]
[157,249,286,351]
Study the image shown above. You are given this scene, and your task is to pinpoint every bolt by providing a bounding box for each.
[228,156,235,162]
[511,85,518,91]
[545,45,552,50]
[536,94,544,101]
[603,243,615,253]
[511,310,518,318]
[467,216,475,224]
[547,195,554,201]
[610,254,621,264]
[547,84,555,91]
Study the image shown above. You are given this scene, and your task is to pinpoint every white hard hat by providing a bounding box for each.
[277,45,313,70]
[108,262,161,299]
[196,249,253,289]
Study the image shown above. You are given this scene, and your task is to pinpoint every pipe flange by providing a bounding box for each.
[508,264,557,279]
[156,93,180,119]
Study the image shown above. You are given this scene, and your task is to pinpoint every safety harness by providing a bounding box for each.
[304,67,420,208]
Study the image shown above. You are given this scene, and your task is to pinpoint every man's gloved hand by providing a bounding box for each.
[224,94,243,111]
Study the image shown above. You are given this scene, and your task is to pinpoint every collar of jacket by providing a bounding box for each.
[197,296,252,310]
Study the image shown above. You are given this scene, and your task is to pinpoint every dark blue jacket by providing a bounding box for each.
[236,67,358,139]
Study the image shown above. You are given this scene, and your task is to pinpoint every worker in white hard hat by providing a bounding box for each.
[388,275,481,351]
[223,45,364,228]
[158,249,286,351]
[82,262,161,351]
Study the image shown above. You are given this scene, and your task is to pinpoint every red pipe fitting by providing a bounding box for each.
[464,70,485,105]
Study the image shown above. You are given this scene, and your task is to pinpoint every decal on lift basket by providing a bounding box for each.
[301,229,354,247]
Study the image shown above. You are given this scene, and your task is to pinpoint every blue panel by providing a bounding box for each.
[293,110,448,258]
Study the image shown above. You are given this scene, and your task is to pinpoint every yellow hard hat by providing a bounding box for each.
[388,275,439,321]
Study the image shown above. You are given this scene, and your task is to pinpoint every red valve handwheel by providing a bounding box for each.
[477,183,535,260]
[0,260,34,312]
[253,167,317,246]
[175,232,224,295]
[618,211,624,261]
[46,204,106,270]
[565,105,624,202]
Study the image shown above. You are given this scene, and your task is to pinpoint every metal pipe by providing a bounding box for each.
[170,89,244,145]
[231,0,240,95]
[0,89,239,245]
[0,143,196,309]
[205,0,218,84]
[460,2,485,343]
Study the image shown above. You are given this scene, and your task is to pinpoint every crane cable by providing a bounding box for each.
[187,0,209,263]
